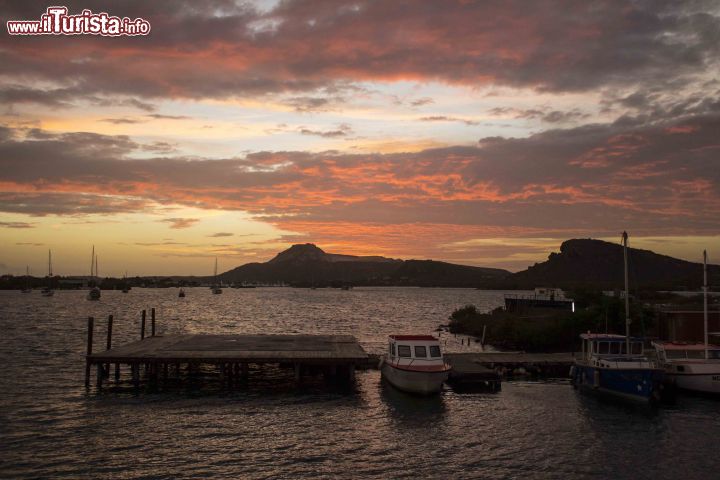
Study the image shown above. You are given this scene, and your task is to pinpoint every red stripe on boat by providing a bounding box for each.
[387,362,451,372]
[389,335,438,341]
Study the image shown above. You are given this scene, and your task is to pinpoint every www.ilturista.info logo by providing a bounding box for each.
[7,6,151,36]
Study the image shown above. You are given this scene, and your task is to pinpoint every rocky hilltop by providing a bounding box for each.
[220,243,511,287]
[508,238,719,290]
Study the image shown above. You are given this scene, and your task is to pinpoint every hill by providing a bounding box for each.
[219,243,511,287]
[507,238,719,290]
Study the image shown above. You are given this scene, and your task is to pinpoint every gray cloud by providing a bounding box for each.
[0,108,718,236]
[299,123,353,138]
[1,221,34,228]
[1,0,717,106]
[410,97,435,107]
[160,217,200,229]
[101,118,145,125]
[488,107,590,123]
[146,114,192,120]
[419,116,479,126]
[208,232,234,237]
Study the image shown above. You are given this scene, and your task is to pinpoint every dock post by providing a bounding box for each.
[85,317,94,387]
[105,315,113,377]
[96,363,103,389]
[241,363,249,380]
[114,363,120,382]
[132,363,140,387]
[140,310,146,340]
[151,308,156,337]
[294,363,302,383]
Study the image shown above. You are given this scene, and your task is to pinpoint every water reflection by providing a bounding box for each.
[379,378,447,427]
[4,289,720,479]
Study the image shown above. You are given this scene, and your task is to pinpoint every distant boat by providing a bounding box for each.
[652,250,720,394]
[121,271,130,293]
[179,288,186,298]
[341,285,353,290]
[570,232,664,404]
[41,250,54,297]
[87,246,101,301]
[210,257,222,294]
[87,287,101,301]
[380,335,451,395]
[21,266,31,293]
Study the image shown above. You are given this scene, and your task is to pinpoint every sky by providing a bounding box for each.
[1,0,719,276]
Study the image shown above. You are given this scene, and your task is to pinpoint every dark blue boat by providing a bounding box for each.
[571,334,665,404]
[570,232,665,404]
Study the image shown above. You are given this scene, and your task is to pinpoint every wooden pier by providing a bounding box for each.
[445,352,575,390]
[445,353,502,391]
[84,312,368,390]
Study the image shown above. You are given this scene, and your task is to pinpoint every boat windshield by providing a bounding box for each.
[665,349,720,360]
[593,340,642,355]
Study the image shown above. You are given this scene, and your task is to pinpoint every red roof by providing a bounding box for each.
[389,335,438,341]
[580,333,626,340]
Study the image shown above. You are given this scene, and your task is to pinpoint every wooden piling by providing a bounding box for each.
[114,363,120,382]
[140,309,146,340]
[105,315,113,376]
[151,308,156,336]
[96,363,103,389]
[132,363,140,387]
[84,316,94,387]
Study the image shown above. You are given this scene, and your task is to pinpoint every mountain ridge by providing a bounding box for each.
[220,243,510,287]
[219,240,719,290]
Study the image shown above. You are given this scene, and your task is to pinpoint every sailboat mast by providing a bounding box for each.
[48,249,52,276]
[623,231,631,355]
[90,245,95,277]
[704,250,708,360]
[96,254,99,278]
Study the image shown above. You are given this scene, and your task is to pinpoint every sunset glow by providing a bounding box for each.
[2,1,719,275]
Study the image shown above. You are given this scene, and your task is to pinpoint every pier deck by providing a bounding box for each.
[445,352,576,390]
[88,334,368,364]
[84,312,368,390]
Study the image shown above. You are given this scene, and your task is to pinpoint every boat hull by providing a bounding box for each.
[571,363,664,403]
[381,362,449,395]
[664,362,720,394]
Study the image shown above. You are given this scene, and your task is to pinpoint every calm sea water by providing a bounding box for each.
[1,287,719,479]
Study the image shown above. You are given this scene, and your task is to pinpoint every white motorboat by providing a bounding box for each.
[652,342,720,394]
[652,250,720,394]
[380,335,451,395]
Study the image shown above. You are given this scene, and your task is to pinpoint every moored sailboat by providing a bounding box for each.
[21,266,32,293]
[570,232,665,404]
[121,271,130,293]
[210,257,222,294]
[652,250,720,394]
[87,246,101,301]
[40,250,54,297]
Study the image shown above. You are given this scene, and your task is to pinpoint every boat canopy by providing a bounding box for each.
[389,335,438,341]
[580,333,644,342]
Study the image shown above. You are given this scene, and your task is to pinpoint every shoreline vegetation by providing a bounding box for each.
[447,290,717,352]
